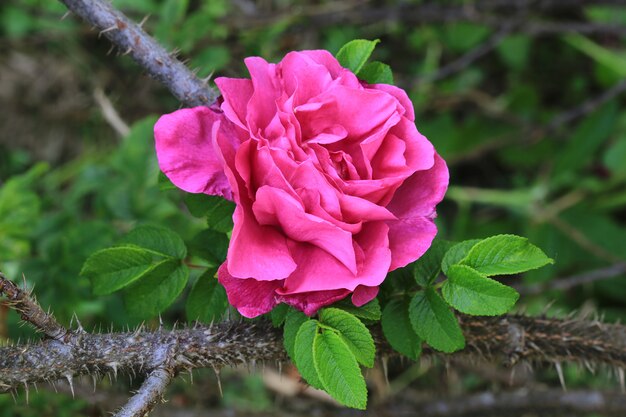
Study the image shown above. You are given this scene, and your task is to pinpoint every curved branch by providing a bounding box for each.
[114,367,174,417]
[57,0,218,107]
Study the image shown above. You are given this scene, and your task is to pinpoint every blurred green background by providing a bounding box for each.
[1,0,626,415]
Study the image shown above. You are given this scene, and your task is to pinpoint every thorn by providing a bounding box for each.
[65,374,74,398]
[213,366,223,397]
[60,11,71,20]
[138,14,150,28]
[123,47,133,56]
[201,72,214,85]
[99,25,118,37]
[619,368,625,393]
[159,314,164,329]
[381,357,389,387]
[23,382,29,405]
[555,362,566,391]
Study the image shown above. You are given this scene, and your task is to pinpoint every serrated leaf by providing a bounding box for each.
[461,234,554,276]
[441,239,481,274]
[270,303,290,327]
[81,246,165,295]
[336,39,380,74]
[409,288,465,353]
[442,264,519,315]
[123,261,189,319]
[294,320,324,389]
[313,330,367,409]
[319,308,375,368]
[381,300,422,360]
[334,298,381,321]
[283,309,308,361]
[186,268,227,323]
[414,239,455,287]
[358,61,393,84]
[120,224,186,259]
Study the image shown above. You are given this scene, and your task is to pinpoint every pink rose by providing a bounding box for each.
[154,50,448,318]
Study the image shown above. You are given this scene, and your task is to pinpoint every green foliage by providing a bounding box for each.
[414,239,454,286]
[313,330,367,409]
[334,298,381,321]
[381,299,422,360]
[186,268,228,323]
[294,319,324,389]
[81,225,189,318]
[319,308,375,368]
[358,61,394,84]
[409,288,465,353]
[442,265,519,315]
[460,234,554,276]
[336,39,380,74]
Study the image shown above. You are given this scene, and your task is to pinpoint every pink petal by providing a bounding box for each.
[279,289,351,316]
[351,286,379,307]
[154,107,232,199]
[215,77,254,130]
[387,216,438,270]
[386,153,449,220]
[252,185,357,274]
[369,83,415,121]
[217,263,282,318]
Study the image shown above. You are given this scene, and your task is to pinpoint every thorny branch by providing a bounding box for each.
[57,0,218,107]
[2,272,626,413]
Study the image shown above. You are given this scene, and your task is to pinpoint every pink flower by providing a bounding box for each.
[154,50,448,318]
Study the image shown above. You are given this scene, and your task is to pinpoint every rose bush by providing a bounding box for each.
[154,50,448,318]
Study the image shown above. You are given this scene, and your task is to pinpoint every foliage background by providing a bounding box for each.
[1,0,626,415]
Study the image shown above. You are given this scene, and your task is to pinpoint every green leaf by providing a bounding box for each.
[313,330,367,409]
[120,224,187,259]
[188,229,229,265]
[414,239,455,287]
[204,196,236,233]
[334,298,381,321]
[319,308,375,368]
[81,246,165,295]
[123,261,189,319]
[461,234,554,276]
[409,288,465,353]
[442,265,519,315]
[336,39,380,74]
[270,304,290,327]
[186,268,227,323]
[381,300,422,360]
[283,309,308,361]
[441,239,481,274]
[158,171,177,191]
[357,61,393,84]
[294,320,324,389]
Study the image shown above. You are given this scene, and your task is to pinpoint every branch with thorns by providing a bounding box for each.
[3,272,626,416]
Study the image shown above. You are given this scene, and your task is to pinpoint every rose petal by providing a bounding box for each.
[154,107,232,199]
[252,185,357,274]
[279,289,351,316]
[218,263,282,318]
[351,285,379,307]
[387,153,449,220]
[387,216,438,271]
[215,77,254,130]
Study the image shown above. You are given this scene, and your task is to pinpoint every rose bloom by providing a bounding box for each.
[155,50,448,318]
